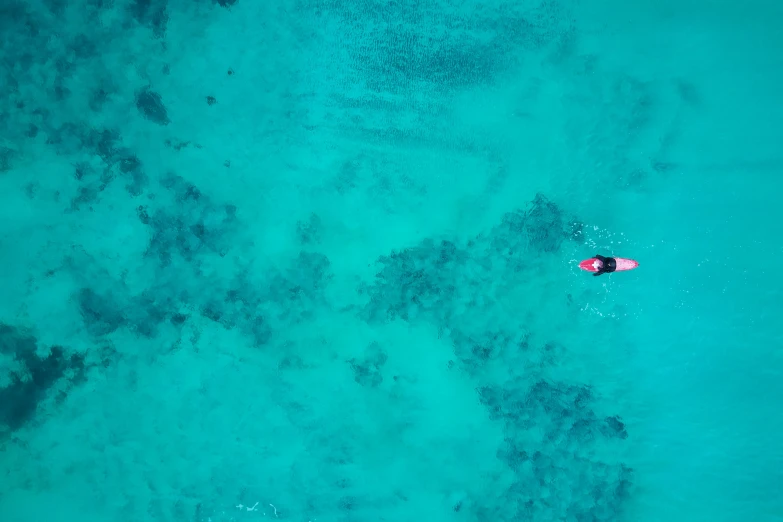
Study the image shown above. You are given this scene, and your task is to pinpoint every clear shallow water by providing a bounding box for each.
[1,1,781,521]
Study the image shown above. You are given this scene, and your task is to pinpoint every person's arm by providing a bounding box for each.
[593,255,606,276]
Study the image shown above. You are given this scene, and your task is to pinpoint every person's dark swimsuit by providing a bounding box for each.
[594,255,616,277]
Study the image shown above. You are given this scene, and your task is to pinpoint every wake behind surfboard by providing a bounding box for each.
[579,257,639,273]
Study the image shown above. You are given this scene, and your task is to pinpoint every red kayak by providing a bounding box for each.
[579,257,639,273]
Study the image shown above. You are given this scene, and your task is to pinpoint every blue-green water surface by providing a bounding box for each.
[1,1,781,521]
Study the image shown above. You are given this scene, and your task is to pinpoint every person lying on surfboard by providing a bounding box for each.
[579,255,639,275]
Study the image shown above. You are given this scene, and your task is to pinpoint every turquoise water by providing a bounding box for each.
[1,0,782,521]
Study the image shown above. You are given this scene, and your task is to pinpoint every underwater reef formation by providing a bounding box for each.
[362,193,582,323]
[67,171,335,350]
[135,88,170,126]
[0,324,88,436]
[308,0,575,92]
[359,192,630,520]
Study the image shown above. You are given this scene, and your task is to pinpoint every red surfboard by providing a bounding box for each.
[579,257,639,273]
